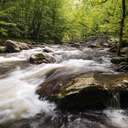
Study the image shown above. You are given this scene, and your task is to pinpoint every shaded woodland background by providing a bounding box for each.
[0,0,128,46]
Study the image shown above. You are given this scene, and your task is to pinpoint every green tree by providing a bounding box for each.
[117,0,126,56]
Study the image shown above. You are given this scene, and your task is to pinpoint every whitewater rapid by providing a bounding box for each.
[0,45,127,127]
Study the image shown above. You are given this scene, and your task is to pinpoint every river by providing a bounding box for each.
[0,45,128,128]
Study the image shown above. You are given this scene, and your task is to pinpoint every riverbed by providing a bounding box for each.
[0,45,128,128]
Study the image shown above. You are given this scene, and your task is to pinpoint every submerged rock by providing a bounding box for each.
[111,57,127,64]
[30,53,55,64]
[5,40,31,53]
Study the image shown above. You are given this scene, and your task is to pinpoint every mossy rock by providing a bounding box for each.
[37,72,128,111]
[35,53,45,58]
[58,86,112,111]
[30,53,55,64]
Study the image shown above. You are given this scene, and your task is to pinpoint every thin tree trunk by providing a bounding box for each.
[117,0,126,56]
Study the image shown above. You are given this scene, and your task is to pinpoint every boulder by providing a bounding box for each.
[70,42,81,48]
[111,57,128,72]
[43,48,53,53]
[5,40,20,52]
[58,86,111,111]
[111,57,126,64]
[119,80,128,108]
[121,47,128,55]
[86,37,112,48]
[121,40,128,47]
[109,45,117,52]
[30,53,55,64]
[5,40,30,52]
[116,64,128,72]
[37,72,128,111]
[58,74,128,111]
[0,46,6,53]
[19,42,31,50]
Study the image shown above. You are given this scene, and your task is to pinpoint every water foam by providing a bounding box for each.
[0,48,42,63]
[104,110,128,128]
[0,69,55,124]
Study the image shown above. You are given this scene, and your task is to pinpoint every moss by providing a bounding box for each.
[66,80,76,87]
[60,80,77,96]
[60,88,80,96]
[35,53,45,58]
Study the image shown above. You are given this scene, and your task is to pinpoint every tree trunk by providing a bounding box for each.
[117,0,126,56]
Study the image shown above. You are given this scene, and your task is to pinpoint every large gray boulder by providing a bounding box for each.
[121,47,128,55]
[5,40,31,52]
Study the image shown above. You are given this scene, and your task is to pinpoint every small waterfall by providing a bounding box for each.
[110,92,120,109]
[104,92,128,128]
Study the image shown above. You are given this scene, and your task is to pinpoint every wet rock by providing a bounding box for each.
[114,80,128,108]
[5,40,31,53]
[111,57,127,64]
[19,43,31,50]
[121,40,128,47]
[37,72,128,111]
[0,46,6,53]
[30,53,55,64]
[109,45,117,53]
[116,64,128,72]
[58,86,111,111]
[86,37,112,48]
[36,67,80,97]
[88,43,97,48]
[56,73,128,111]
[70,42,81,48]
[43,48,54,53]
[111,57,128,72]
[120,47,128,54]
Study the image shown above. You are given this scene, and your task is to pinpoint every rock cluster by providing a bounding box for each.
[0,40,31,53]
[5,40,31,52]
[111,57,128,72]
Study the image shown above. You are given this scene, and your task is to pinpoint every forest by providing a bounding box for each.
[0,0,128,44]
[1,1,128,128]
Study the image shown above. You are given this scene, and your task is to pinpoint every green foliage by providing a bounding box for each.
[64,0,128,41]
[0,0,128,43]
[35,53,45,58]
[0,0,68,42]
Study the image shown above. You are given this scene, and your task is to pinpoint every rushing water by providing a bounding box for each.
[0,45,128,128]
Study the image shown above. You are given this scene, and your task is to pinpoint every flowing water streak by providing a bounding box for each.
[0,68,56,124]
[0,48,43,63]
[104,110,128,128]
[0,48,55,124]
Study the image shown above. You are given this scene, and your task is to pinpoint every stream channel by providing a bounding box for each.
[0,45,128,128]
